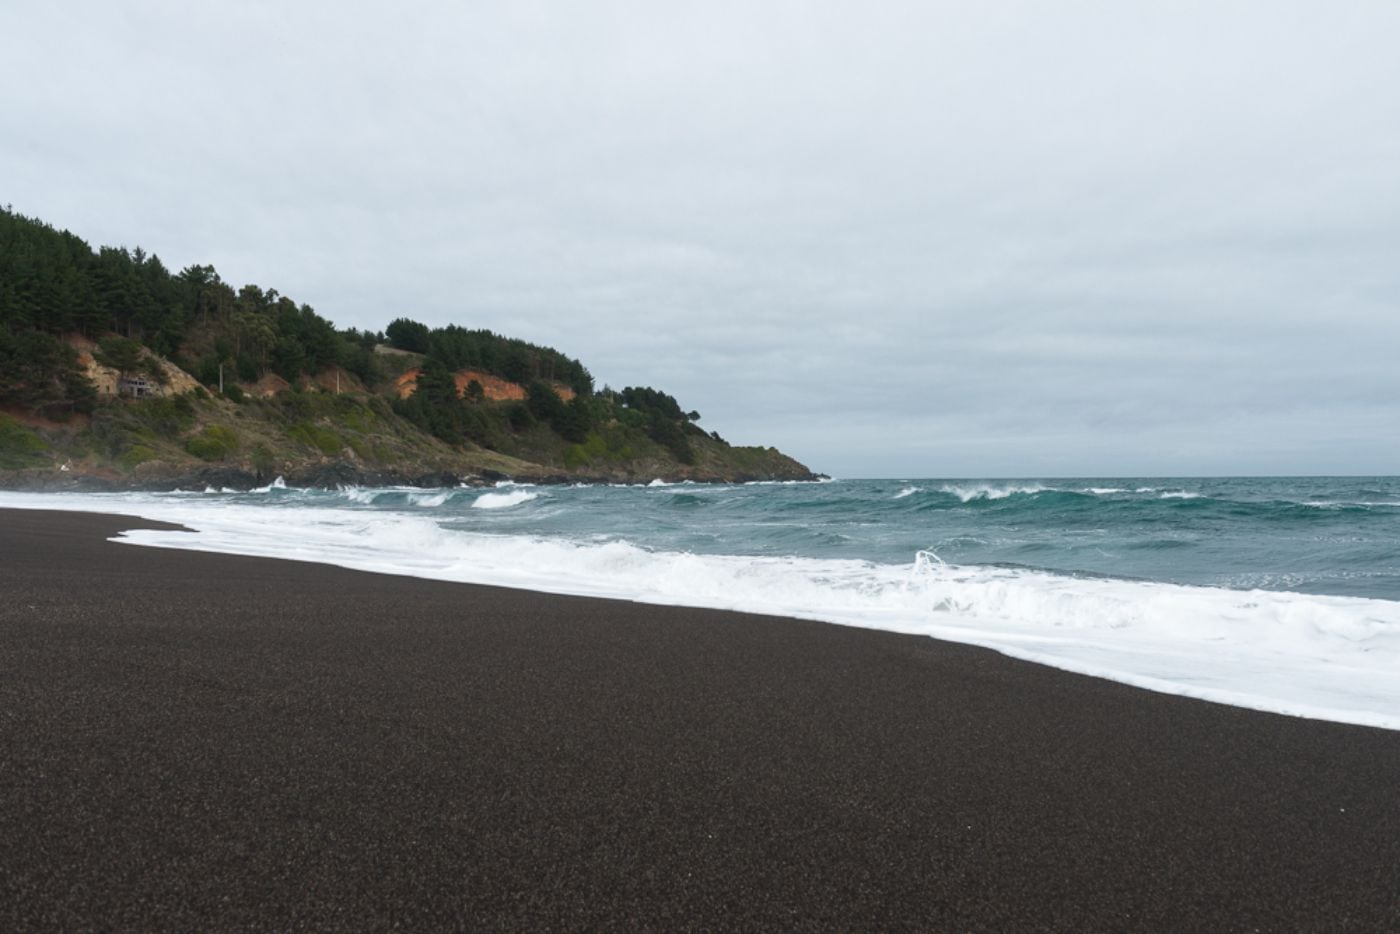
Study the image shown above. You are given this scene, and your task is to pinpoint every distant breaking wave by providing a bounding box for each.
[472,490,539,510]
[937,483,1046,502]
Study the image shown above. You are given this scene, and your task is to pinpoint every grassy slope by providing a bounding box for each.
[1,392,537,486]
[1,388,814,487]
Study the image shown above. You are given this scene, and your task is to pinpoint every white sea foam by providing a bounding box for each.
[743,478,835,485]
[939,483,1045,502]
[894,486,922,499]
[337,486,452,507]
[1301,501,1400,509]
[471,490,539,509]
[3,491,1398,731]
[1159,491,1202,500]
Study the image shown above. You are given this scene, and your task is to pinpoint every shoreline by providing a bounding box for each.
[4,492,1396,734]
[0,465,831,494]
[3,508,1399,928]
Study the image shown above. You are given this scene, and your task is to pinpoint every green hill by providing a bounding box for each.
[0,207,817,489]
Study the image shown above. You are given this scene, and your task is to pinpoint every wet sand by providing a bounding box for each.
[2,507,1398,930]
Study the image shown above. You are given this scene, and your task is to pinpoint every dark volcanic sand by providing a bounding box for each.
[2,508,1398,931]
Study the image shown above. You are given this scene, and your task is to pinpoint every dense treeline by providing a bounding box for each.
[0,328,95,414]
[385,318,593,397]
[0,206,375,411]
[1,207,710,465]
[617,386,710,463]
[391,361,598,451]
[615,386,700,423]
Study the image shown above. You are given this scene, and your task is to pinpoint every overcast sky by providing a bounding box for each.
[4,1,1398,477]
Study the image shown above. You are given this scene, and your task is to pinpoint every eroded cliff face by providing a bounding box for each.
[394,368,575,403]
[2,338,818,492]
[69,335,202,398]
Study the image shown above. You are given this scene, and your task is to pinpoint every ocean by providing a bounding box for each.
[4,476,1398,730]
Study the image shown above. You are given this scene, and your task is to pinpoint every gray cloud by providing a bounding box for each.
[4,0,1398,476]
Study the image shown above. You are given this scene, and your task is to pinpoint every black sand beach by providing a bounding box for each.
[2,508,1398,930]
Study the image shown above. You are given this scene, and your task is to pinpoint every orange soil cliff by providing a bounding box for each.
[395,368,575,403]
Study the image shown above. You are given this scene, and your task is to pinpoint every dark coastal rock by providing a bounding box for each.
[409,470,462,488]
[283,461,369,488]
[0,468,124,492]
[283,462,469,489]
[0,463,824,492]
[166,466,262,491]
[0,453,822,493]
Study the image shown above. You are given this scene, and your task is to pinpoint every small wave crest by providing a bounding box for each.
[472,489,539,510]
[923,484,1171,504]
[337,486,457,508]
[1300,501,1400,510]
[938,483,1046,502]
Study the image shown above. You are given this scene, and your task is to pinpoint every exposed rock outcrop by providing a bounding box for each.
[68,335,201,398]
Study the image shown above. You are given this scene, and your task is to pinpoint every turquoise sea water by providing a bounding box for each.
[425,477,1400,602]
[5,476,1399,728]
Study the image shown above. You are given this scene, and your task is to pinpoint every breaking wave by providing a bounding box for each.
[471,489,539,510]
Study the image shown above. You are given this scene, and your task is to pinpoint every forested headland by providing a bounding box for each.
[0,207,816,487]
